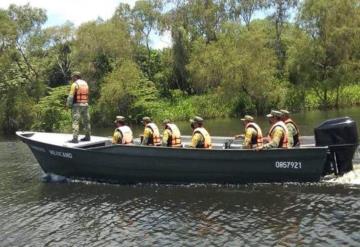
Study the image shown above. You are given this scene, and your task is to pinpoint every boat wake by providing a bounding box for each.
[324,163,360,185]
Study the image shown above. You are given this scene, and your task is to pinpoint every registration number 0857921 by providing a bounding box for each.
[275,161,302,169]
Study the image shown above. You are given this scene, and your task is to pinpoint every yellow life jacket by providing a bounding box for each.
[193,127,212,149]
[146,123,161,146]
[245,122,263,148]
[116,125,133,144]
[268,121,288,148]
[284,118,300,146]
[165,123,182,147]
[74,79,89,104]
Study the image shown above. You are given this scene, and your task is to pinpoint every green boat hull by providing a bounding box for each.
[17,132,330,184]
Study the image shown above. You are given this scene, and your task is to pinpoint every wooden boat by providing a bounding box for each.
[16,117,358,184]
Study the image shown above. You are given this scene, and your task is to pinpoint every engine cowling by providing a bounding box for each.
[314,117,358,175]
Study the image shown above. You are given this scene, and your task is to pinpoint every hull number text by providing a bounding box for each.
[275,161,302,169]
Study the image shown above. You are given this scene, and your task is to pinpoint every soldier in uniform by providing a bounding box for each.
[258,110,288,150]
[162,119,182,147]
[66,71,91,143]
[280,109,300,147]
[141,117,161,146]
[234,115,263,149]
[190,116,212,149]
[112,116,133,144]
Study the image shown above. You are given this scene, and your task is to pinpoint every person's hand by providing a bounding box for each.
[256,146,264,151]
[234,134,244,139]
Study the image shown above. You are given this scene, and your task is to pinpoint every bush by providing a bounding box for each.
[32,85,72,132]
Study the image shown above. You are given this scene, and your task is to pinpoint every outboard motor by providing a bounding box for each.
[314,117,358,175]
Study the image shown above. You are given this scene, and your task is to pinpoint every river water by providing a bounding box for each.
[1,108,360,246]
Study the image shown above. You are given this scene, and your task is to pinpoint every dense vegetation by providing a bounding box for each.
[0,0,359,133]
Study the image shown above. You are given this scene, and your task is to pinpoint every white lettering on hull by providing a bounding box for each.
[49,150,73,159]
[275,161,302,169]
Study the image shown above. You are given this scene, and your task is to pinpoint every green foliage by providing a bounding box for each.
[96,60,160,124]
[32,85,71,131]
[0,2,359,134]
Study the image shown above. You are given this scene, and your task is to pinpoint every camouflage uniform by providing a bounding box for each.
[67,81,91,141]
[263,126,285,149]
[285,122,297,148]
[243,127,258,149]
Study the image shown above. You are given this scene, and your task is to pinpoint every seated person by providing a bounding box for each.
[162,119,182,147]
[112,116,133,144]
[190,116,212,149]
[141,116,161,146]
[258,110,288,150]
[235,115,263,149]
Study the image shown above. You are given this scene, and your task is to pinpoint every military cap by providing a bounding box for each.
[114,115,125,123]
[71,71,81,77]
[266,110,283,118]
[192,116,204,123]
[241,115,254,121]
[163,119,171,124]
[280,109,290,116]
[142,116,151,123]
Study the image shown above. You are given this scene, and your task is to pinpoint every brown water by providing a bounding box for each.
[1,107,360,246]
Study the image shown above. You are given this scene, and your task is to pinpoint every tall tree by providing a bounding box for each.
[268,0,298,77]
[229,0,267,29]
[294,0,360,108]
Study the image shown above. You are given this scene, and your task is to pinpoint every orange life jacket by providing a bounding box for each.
[116,125,133,144]
[193,127,212,149]
[268,121,288,148]
[245,122,263,148]
[284,118,300,146]
[146,123,161,146]
[74,80,89,104]
[165,123,182,147]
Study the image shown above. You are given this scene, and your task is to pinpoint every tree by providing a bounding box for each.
[229,0,267,29]
[294,0,360,108]
[267,0,298,77]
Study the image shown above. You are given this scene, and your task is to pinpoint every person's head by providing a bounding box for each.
[266,110,282,124]
[190,120,195,130]
[190,116,204,128]
[114,116,126,127]
[280,109,290,121]
[71,71,81,81]
[142,116,151,126]
[163,119,171,128]
[241,115,254,126]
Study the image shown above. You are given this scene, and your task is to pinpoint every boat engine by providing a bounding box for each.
[314,117,359,175]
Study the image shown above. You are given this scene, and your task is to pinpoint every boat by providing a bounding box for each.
[16,117,359,184]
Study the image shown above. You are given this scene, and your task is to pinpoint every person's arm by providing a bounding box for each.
[190,133,202,148]
[263,127,283,149]
[243,128,254,149]
[162,129,170,146]
[286,124,295,148]
[66,83,77,107]
[141,128,151,145]
[112,130,122,144]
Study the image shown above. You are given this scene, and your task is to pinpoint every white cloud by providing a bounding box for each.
[0,0,171,49]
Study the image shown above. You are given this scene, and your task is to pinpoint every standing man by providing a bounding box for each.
[162,119,182,147]
[112,116,133,144]
[258,110,288,150]
[280,109,300,147]
[141,116,161,146]
[66,71,91,143]
[234,115,263,149]
[190,116,212,149]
